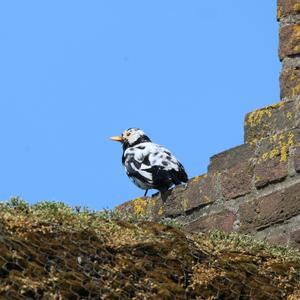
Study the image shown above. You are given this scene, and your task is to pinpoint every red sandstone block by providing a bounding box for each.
[293,146,300,172]
[163,173,219,217]
[279,24,300,60]
[266,233,289,246]
[244,101,296,144]
[116,173,221,219]
[258,129,300,155]
[220,162,253,199]
[253,129,300,187]
[254,157,288,188]
[290,229,300,248]
[280,66,300,99]
[277,0,300,20]
[294,148,300,171]
[116,196,162,218]
[184,210,236,233]
[208,143,255,173]
[239,181,300,233]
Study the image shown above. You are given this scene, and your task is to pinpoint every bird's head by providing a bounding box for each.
[110,128,151,149]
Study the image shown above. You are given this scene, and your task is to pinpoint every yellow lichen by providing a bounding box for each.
[280,132,295,162]
[292,85,300,97]
[249,138,258,146]
[132,197,147,215]
[293,25,300,37]
[277,6,283,19]
[182,198,189,211]
[287,112,293,120]
[158,206,164,216]
[293,26,300,53]
[261,147,280,161]
[150,197,157,208]
[290,72,297,81]
[294,3,300,12]
[260,132,295,162]
[271,134,278,142]
[204,195,211,203]
[192,176,200,183]
[246,108,272,127]
[246,102,284,127]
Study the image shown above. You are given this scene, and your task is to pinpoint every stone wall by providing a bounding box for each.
[279,0,300,99]
[117,1,300,248]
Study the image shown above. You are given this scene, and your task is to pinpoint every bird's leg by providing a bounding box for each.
[144,189,148,197]
[160,188,170,203]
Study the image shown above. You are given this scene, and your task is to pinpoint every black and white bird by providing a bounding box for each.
[110,128,188,197]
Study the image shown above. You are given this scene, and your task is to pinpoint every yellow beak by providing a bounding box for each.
[109,136,123,142]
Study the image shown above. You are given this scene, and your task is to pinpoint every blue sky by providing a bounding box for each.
[0,1,280,210]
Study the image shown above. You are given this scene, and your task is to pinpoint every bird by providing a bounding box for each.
[110,128,188,197]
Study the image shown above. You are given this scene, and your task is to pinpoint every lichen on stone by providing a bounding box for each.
[182,198,189,211]
[131,197,148,215]
[259,131,295,162]
[246,102,285,128]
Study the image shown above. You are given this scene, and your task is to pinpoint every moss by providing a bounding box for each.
[204,230,300,260]
[0,199,300,299]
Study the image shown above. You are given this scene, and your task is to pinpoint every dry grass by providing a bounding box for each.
[0,197,300,299]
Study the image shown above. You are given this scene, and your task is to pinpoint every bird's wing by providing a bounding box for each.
[148,144,181,171]
[123,144,154,184]
[148,144,188,183]
[124,142,188,186]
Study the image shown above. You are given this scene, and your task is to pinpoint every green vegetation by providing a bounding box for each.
[204,230,300,261]
[0,198,300,299]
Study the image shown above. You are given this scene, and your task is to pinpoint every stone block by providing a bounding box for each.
[254,156,288,188]
[258,129,300,156]
[162,173,219,217]
[244,101,296,144]
[290,229,300,248]
[266,232,289,246]
[116,174,220,219]
[208,143,255,173]
[116,196,162,219]
[184,210,236,233]
[293,145,300,172]
[220,161,253,199]
[239,181,300,233]
[277,0,300,20]
[279,24,300,60]
[280,66,300,99]
[253,129,300,187]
